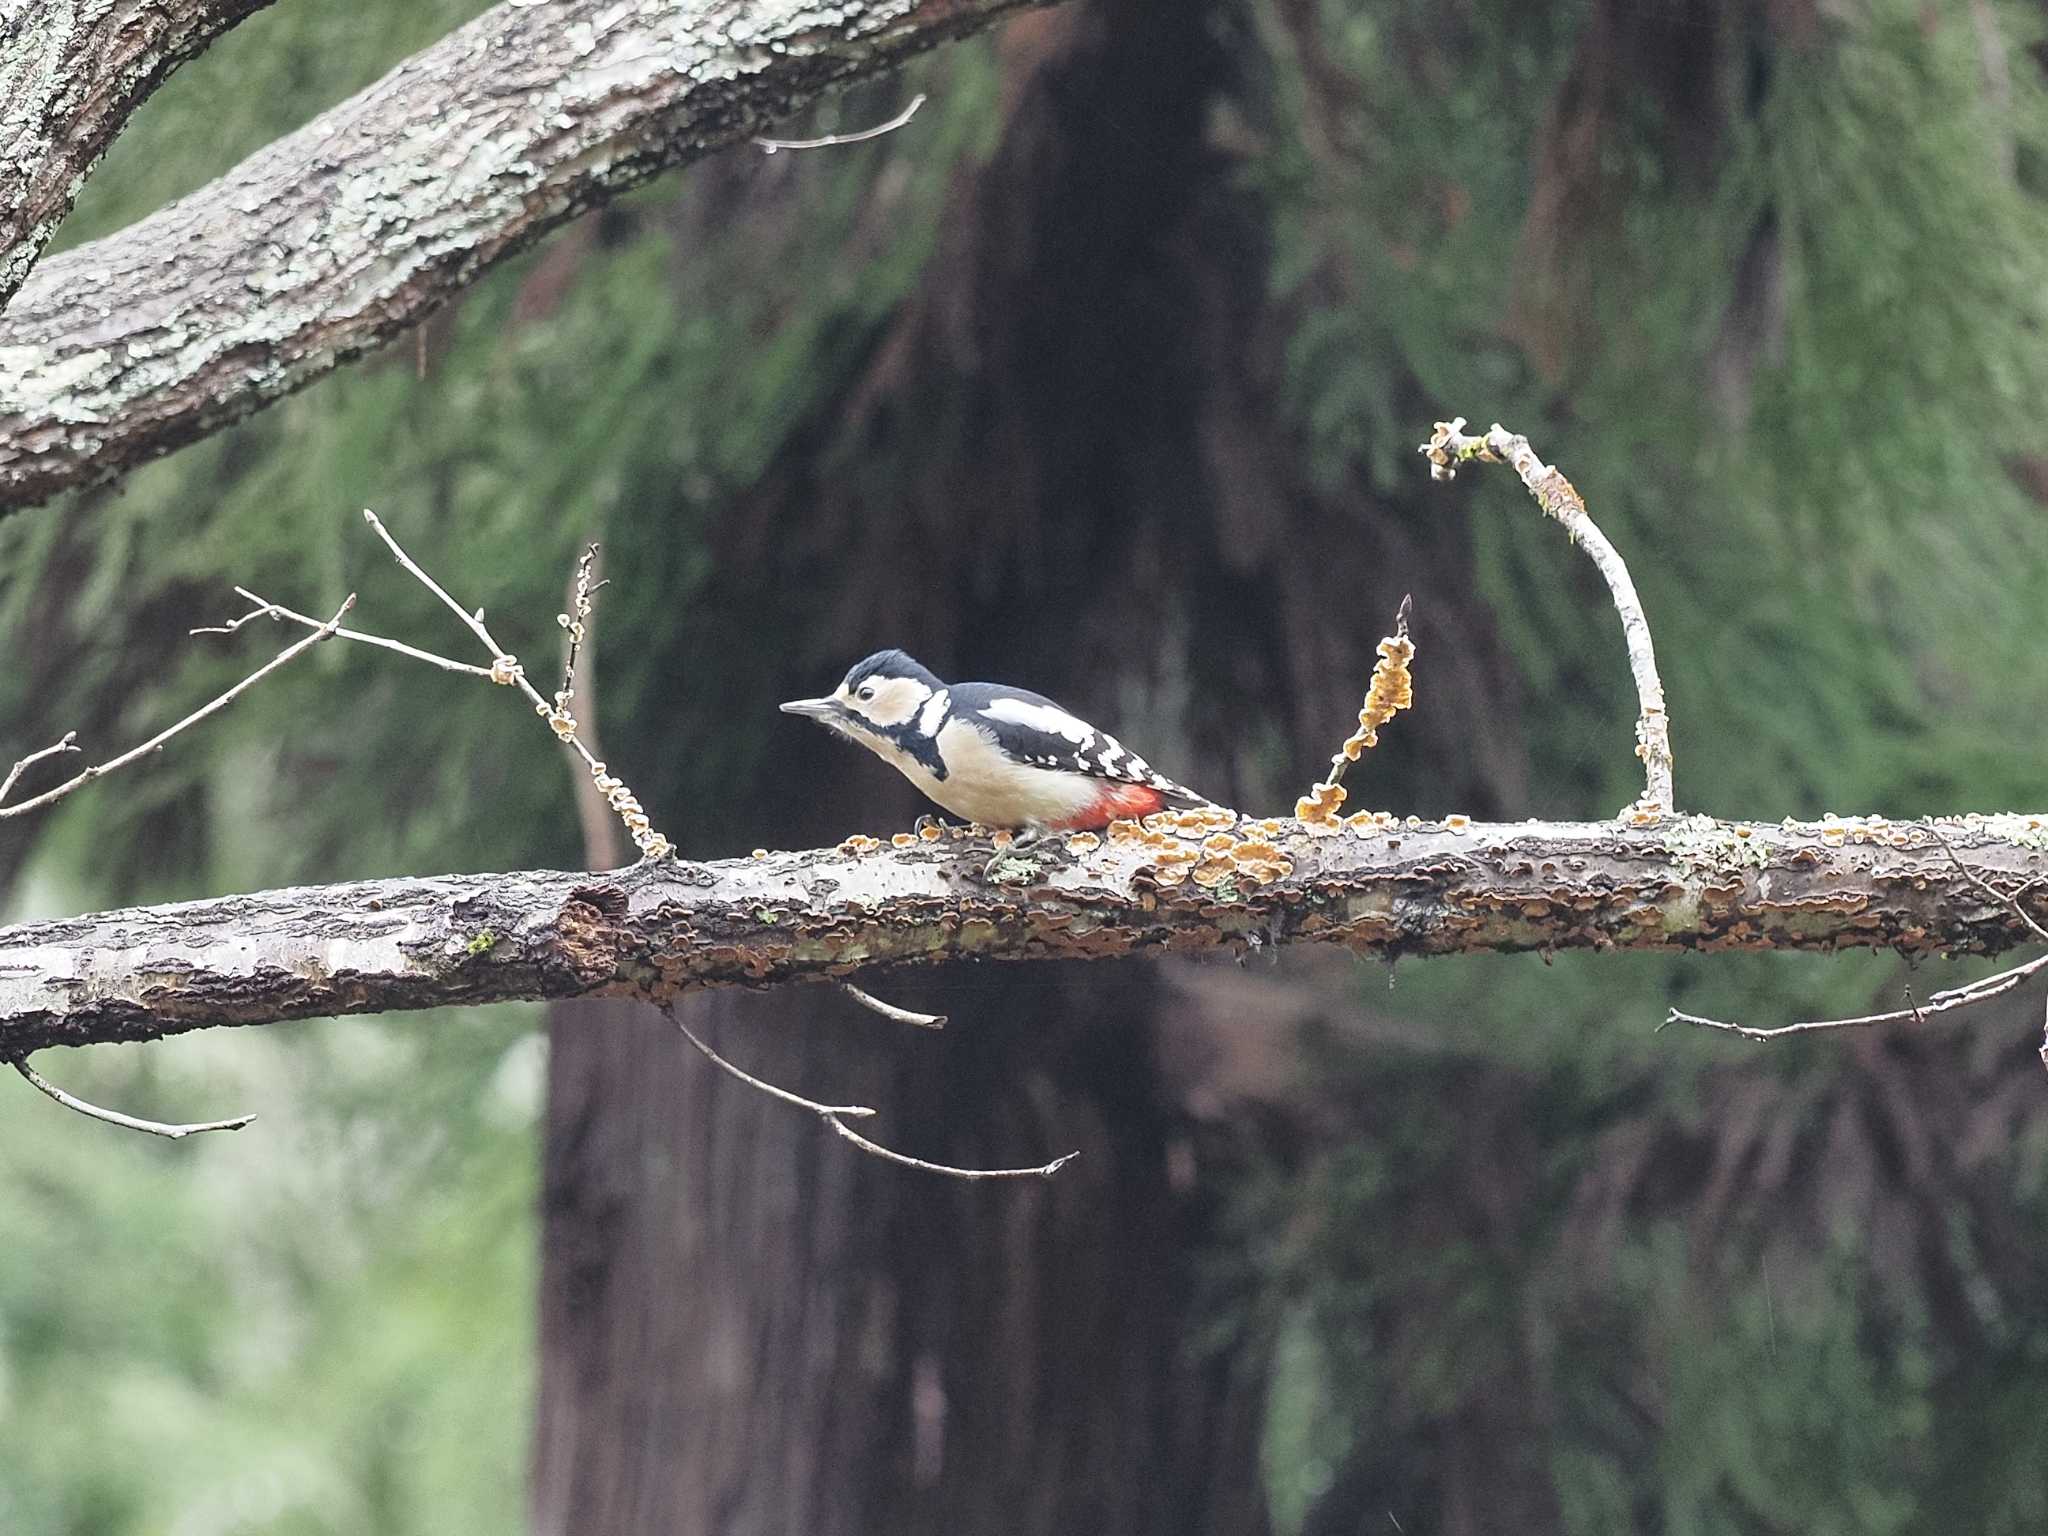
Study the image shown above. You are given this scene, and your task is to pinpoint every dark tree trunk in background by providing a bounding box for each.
[536,973,1271,1536]
[531,1,1515,1530]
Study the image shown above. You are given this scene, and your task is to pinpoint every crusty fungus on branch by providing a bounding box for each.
[1296,595,1416,835]
[1666,823,2048,1071]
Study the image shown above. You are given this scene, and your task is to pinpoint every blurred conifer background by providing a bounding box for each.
[6,1,2048,1531]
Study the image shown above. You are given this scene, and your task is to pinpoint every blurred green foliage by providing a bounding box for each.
[7,0,2048,1530]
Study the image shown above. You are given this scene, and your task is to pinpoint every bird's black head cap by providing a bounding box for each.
[841,649,943,692]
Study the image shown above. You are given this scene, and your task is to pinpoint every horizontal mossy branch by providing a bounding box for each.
[4,813,2047,1054]
[0,0,1059,511]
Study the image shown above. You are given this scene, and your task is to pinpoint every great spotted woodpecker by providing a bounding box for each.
[781,650,1211,835]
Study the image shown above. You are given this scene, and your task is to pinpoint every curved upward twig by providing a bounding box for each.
[1422,418,1675,819]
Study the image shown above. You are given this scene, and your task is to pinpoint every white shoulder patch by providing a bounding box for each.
[917,688,951,737]
[981,696,1096,744]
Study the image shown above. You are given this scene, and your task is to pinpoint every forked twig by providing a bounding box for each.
[2,596,356,820]
[357,510,671,859]
[1,732,78,804]
[12,1057,254,1139]
[1421,419,1673,819]
[668,1007,1074,1180]
[195,587,495,677]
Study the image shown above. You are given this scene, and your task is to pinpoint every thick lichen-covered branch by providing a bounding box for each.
[0,0,278,309]
[5,811,2048,1055]
[0,0,1061,512]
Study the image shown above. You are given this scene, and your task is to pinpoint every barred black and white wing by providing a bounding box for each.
[951,684,1210,808]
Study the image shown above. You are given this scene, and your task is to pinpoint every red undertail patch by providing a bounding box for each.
[1050,782,1168,831]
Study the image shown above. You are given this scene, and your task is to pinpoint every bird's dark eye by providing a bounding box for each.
[857,685,876,702]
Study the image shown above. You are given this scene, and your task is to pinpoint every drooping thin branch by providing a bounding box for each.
[1664,956,2048,1040]
[755,92,927,153]
[823,1114,1076,1179]
[669,1007,1074,1179]
[11,1057,253,1139]
[669,1007,875,1118]
[0,595,355,819]
[1421,418,1674,819]
[838,982,947,1029]
[1665,823,2048,1044]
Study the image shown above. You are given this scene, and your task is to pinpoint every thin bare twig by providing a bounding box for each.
[2,732,79,804]
[669,1009,875,1118]
[553,543,607,724]
[556,543,627,870]
[1,596,356,820]
[1421,419,1674,819]
[1666,826,2048,1043]
[358,509,671,858]
[1664,956,2048,1039]
[12,1058,254,1139]
[838,982,947,1030]
[195,588,496,678]
[823,1114,1076,1178]
[668,1007,1073,1180]
[755,93,926,153]
[362,508,506,659]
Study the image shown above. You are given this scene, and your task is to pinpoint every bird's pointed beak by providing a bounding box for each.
[779,696,839,720]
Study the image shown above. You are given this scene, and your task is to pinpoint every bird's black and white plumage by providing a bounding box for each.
[780,649,1209,831]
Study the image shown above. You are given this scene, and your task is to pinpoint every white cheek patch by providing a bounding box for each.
[980,697,1095,744]
[917,688,951,736]
[865,678,931,728]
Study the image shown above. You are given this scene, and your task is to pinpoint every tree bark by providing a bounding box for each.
[0,0,1059,513]
[5,814,2045,1055]
[0,0,278,308]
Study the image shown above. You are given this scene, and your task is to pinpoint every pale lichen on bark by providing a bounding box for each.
[0,0,1061,510]
[0,0,280,308]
